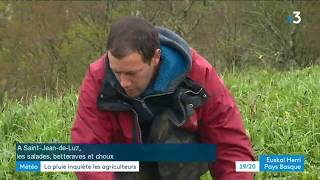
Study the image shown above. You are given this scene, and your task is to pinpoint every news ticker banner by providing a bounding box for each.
[16,143,216,172]
[16,143,304,173]
[16,143,216,161]
[16,161,140,172]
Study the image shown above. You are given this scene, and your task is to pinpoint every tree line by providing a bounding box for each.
[0,1,319,103]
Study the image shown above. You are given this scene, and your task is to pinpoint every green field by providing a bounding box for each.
[1,66,319,180]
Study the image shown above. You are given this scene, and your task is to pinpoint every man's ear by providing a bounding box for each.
[152,48,161,66]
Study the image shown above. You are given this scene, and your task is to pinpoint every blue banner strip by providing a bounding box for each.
[16,161,40,172]
[16,143,216,162]
[259,155,304,172]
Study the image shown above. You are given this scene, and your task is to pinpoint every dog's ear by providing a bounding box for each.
[149,109,175,143]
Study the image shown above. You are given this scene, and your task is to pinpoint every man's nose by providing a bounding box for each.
[119,75,131,88]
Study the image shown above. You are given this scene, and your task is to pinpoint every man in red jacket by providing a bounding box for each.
[72,16,254,179]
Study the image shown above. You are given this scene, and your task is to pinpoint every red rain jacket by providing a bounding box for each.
[72,49,255,180]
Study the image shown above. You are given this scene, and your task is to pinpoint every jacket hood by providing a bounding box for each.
[142,27,192,96]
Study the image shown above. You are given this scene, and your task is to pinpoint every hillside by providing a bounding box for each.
[1,66,319,179]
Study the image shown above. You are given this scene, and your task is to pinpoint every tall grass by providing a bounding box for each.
[224,66,320,179]
[0,89,78,179]
[1,67,319,179]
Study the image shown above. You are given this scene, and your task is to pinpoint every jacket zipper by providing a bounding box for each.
[119,90,202,143]
[127,92,175,143]
[130,92,174,143]
[129,108,142,143]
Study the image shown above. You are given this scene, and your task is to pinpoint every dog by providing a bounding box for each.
[116,109,208,180]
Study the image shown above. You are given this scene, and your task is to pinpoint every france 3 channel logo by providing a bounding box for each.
[288,11,301,24]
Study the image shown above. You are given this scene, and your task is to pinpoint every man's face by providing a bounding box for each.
[108,50,160,98]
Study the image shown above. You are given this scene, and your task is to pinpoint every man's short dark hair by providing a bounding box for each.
[106,16,160,64]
